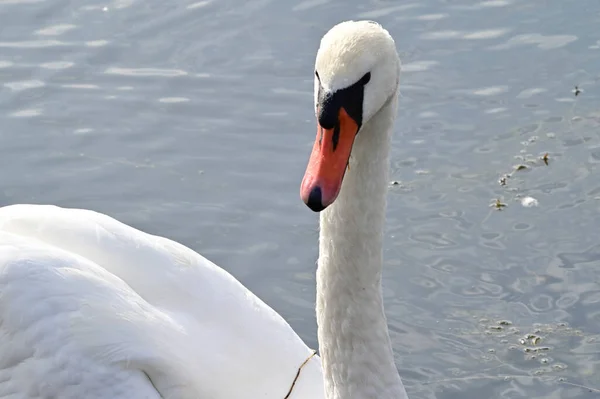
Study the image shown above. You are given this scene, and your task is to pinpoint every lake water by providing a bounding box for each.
[1,0,599,397]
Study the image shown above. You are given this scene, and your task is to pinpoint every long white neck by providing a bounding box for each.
[316,92,408,399]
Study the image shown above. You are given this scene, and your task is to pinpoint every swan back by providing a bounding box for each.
[0,204,324,398]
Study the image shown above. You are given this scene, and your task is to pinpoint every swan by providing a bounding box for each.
[0,20,407,399]
[300,21,408,398]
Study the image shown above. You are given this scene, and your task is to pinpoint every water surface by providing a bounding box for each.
[1,0,599,397]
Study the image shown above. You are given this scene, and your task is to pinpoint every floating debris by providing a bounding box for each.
[520,333,544,346]
[498,174,510,186]
[390,181,400,186]
[463,316,593,386]
[523,346,550,353]
[573,85,581,96]
[520,196,539,207]
[491,199,507,210]
[542,152,549,165]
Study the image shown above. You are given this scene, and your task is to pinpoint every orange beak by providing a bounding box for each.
[300,107,359,212]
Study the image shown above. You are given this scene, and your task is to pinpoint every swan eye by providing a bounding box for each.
[359,72,371,86]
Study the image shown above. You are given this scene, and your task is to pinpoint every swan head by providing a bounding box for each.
[300,20,401,212]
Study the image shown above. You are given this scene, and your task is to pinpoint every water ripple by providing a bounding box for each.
[158,97,190,103]
[357,4,421,19]
[61,84,100,90]
[490,34,578,50]
[4,80,45,91]
[472,86,510,96]
[104,67,189,77]
[34,24,77,36]
[0,40,68,48]
[415,13,447,21]
[9,109,42,117]
[402,60,439,72]
[108,0,137,9]
[40,61,74,69]
[292,0,329,11]
[463,29,511,40]
[0,0,46,4]
[187,0,213,9]
[516,88,547,99]
[85,40,109,47]
[453,0,513,10]
[421,29,510,40]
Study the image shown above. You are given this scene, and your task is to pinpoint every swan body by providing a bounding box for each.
[0,204,323,398]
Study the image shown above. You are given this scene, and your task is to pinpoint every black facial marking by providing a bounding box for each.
[318,91,340,130]
[316,72,370,151]
[332,123,340,151]
[359,72,371,85]
[318,119,323,147]
[322,75,370,129]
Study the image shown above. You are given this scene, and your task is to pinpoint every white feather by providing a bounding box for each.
[0,204,323,398]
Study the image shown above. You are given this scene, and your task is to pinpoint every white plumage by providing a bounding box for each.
[0,204,323,398]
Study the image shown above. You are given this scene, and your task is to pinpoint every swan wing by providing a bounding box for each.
[0,231,169,399]
[0,204,323,399]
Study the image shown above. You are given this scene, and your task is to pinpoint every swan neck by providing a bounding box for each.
[316,94,407,398]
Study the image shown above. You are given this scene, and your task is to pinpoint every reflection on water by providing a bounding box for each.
[0,0,599,397]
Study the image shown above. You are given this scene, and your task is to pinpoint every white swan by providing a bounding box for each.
[0,20,406,399]
[300,21,408,399]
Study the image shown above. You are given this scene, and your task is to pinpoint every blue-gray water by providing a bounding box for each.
[1,0,599,397]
